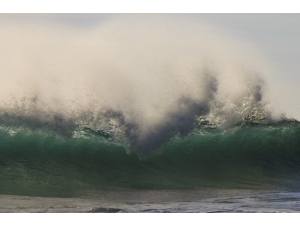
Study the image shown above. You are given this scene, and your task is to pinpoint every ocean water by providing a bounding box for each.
[1,189,300,212]
[0,120,299,212]
[1,15,300,213]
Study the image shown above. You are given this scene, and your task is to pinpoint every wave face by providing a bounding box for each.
[0,16,298,197]
[0,120,299,197]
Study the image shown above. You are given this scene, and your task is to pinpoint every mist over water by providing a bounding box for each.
[0,16,290,152]
[1,16,300,198]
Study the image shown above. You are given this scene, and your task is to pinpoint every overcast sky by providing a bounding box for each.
[196,14,300,118]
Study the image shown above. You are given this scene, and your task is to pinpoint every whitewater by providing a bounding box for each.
[0,15,299,212]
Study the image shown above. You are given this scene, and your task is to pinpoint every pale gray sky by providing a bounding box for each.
[194,14,300,118]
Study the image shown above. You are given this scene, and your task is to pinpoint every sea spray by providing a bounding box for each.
[0,16,299,197]
[0,16,278,152]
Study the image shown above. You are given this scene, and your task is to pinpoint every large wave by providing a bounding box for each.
[0,16,298,196]
[0,120,300,197]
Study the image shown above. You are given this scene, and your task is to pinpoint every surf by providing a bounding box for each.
[0,16,299,197]
[0,119,299,197]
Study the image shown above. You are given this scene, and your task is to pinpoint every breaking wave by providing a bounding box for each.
[0,16,299,197]
[0,119,299,196]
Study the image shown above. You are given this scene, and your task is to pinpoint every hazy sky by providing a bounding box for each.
[1,14,300,118]
[195,14,300,118]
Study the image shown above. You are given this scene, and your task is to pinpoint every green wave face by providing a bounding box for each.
[0,122,300,197]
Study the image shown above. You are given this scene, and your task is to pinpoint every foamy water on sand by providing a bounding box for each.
[1,189,300,213]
